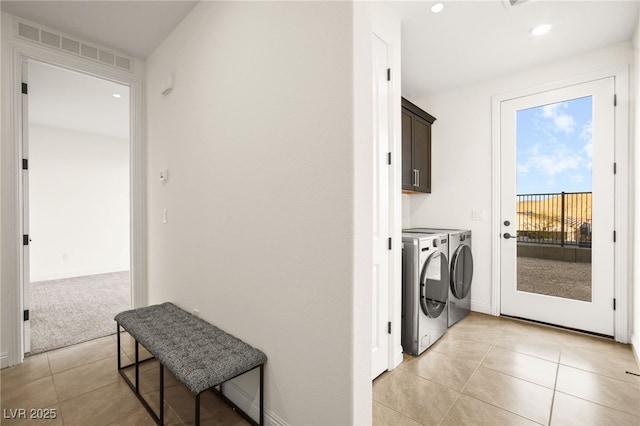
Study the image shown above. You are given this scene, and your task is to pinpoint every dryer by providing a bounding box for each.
[405,228,473,327]
[401,232,449,356]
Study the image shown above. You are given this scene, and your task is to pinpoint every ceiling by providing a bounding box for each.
[388,0,640,98]
[0,0,198,58]
[28,61,130,139]
[3,0,640,111]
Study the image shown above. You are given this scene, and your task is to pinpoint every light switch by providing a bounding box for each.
[162,208,168,224]
[160,169,169,182]
[472,209,485,221]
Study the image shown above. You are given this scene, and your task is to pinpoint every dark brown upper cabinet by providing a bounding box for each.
[401,97,436,193]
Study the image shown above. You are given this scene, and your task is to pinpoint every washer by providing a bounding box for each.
[404,228,473,327]
[401,232,449,356]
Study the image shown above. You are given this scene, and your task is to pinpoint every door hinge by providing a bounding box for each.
[22,158,28,170]
[387,152,392,165]
[613,230,616,242]
[388,237,392,250]
[613,162,617,174]
[23,310,29,321]
[613,298,616,311]
[387,68,391,81]
[614,94,617,107]
[387,321,392,334]
[23,234,29,246]
[21,82,28,95]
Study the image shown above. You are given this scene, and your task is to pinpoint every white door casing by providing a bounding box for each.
[21,61,31,354]
[371,33,391,379]
[499,77,615,336]
[1,14,146,367]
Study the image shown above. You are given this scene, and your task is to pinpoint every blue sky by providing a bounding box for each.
[516,96,593,194]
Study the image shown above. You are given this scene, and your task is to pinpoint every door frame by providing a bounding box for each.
[1,16,146,367]
[372,5,403,372]
[491,66,629,343]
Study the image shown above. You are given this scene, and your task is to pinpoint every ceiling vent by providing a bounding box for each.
[15,20,133,73]
[503,0,530,7]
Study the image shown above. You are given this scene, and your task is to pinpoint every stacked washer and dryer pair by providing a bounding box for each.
[401,228,474,356]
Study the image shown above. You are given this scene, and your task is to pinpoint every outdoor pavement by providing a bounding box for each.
[517,257,592,302]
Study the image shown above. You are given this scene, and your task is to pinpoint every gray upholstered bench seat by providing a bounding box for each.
[115,302,266,425]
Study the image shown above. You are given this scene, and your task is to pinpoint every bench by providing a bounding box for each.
[115,302,267,425]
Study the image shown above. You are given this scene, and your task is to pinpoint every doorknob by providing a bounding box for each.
[503,232,517,239]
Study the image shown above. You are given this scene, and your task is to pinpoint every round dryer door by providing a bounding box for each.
[419,252,450,318]
[451,245,473,299]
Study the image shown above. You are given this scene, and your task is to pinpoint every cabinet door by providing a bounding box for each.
[401,109,415,191]
[413,115,431,193]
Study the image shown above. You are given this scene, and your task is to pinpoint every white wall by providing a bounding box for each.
[146,2,362,424]
[406,42,633,315]
[28,125,129,281]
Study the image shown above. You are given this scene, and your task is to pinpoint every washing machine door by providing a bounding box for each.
[419,252,449,318]
[451,245,473,299]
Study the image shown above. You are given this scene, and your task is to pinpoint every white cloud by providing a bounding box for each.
[521,143,586,177]
[527,154,582,176]
[539,102,575,135]
[541,103,561,118]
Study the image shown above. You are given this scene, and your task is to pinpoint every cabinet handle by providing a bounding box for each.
[412,169,417,186]
[416,169,420,188]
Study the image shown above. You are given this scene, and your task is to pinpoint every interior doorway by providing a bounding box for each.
[24,60,132,354]
[499,77,615,336]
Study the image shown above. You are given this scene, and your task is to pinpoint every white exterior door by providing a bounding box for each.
[500,77,615,335]
[21,61,31,354]
[371,34,391,379]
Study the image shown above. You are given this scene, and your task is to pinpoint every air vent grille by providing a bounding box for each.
[503,0,530,7]
[15,21,133,72]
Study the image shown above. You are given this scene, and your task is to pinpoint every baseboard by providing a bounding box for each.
[631,332,640,367]
[0,352,9,369]
[392,345,404,368]
[31,267,130,282]
[222,381,288,426]
[470,301,492,315]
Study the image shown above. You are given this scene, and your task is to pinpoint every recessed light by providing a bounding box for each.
[431,2,444,13]
[530,24,552,36]
[112,93,122,98]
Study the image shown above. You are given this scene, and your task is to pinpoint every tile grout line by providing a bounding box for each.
[436,326,505,425]
[454,327,549,425]
[552,389,640,420]
[546,349,561,426]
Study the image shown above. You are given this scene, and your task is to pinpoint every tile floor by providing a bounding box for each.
[2,313,639,425]
[374,312,640,426]
[0,332,246,425]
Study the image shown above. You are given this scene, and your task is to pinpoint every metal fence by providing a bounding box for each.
[516,191,592,247]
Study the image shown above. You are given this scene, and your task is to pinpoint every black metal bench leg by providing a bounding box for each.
[195,393,201,426]
[260,364,264,426]
[135,341,140,394]
[160,363,164,425]
[116,323,121,370]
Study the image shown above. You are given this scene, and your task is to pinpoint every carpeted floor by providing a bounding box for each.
[29,270,130,355]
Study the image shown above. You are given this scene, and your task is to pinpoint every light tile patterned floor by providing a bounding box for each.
[374,312,640,425]
[0,333,246,425]
[2,313,639,425]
